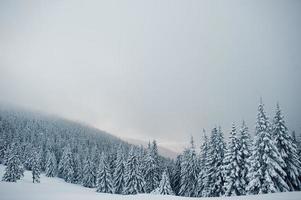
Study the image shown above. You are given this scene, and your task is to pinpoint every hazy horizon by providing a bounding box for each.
[1,0,301,152]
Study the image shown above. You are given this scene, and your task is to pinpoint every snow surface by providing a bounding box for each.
[0,165,300,200]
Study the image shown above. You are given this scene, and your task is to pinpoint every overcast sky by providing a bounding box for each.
[0,0,300,151]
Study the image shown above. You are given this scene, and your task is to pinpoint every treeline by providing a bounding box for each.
[0,101,301,197]
[174,100,301,197]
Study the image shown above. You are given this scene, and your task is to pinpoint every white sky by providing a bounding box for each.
[1,0,300,151]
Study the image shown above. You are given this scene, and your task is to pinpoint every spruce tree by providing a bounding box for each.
[273,103,301,190]
[2,143,24,182]
[206,127,226,197]
[96,153,113,193]
[239,120,252,191]
[45,150,57,177]
[72,153,82,184]
[170,155,181,195]
[151,140,160,172]
[153,168,174,195]
[247,100,289,194]
[123,147,145,194]
[197,130,210,197]
[91,145,100,186]
[31,148,41,183]
[179,136,198,197]
[144,140,160,193]
[58,145,74,183]
[82,156,96,188]
[113,145,125,194]
[223,123,244,196]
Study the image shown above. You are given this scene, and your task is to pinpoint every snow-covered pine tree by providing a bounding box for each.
[113,145,126,194]
[205,127,226,197]
[91,145,100,186]
[2,143,24,182]
[96,152,113,193]
[292,131,301,165]
[197,130,210,197]
[179,136,198,197]
[143,140,160,193]
[272,103,301,190]
[292,131,301,154]
[153,168,174,195]
[82,155,96,188]
[170,155,181,195]
[23,144,34,170]
[247,100,289,194]
[45,150,57,177]
[239,120,252,191]
[151,140,160,171]
[72,152,83,184]
[31,148,41,183]
[223,123,244,196]
[58,145,74,183]
[38,144,47,172]
[123,147,145,195]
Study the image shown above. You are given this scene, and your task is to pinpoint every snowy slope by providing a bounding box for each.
[0,165,300,200]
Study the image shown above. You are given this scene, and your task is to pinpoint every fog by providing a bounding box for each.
[0,0,300,151]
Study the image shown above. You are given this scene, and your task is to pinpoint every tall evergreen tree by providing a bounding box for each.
[273,103,301,190]
[170,155,181,195]
[247,100,289,194]
[179,136,198,197]
[153,168,174,195]
[206,127,226,197]
[45,150,57,177]
[82,156,96,188]
[123,147,145,194]
[144,140,160,193]
[31,148,41,183]
[72,153,83,184]
[239,120,252,191]
[197,130,210,197]
[91,145,100,186]
[58,145,74,183]
[223,123,244,196]
[113,145,126,194]
[96,153,113,193]
[2,143,24,182]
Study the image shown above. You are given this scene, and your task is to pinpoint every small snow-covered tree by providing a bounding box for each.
[179,136,198,197]
[123,147,145,194]
[2,143,24,182]
[113,145,125,194]
[58,145,74,183]
[247,100,289,194]
[31,148,41,183]
[223,123,244,196]
[82,156,96,188]
[153,168,174,195]
[273,103,301,190]
[96,153,113,193]
[45,150,57,177]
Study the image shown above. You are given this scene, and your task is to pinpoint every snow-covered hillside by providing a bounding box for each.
[0,165,300,200]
